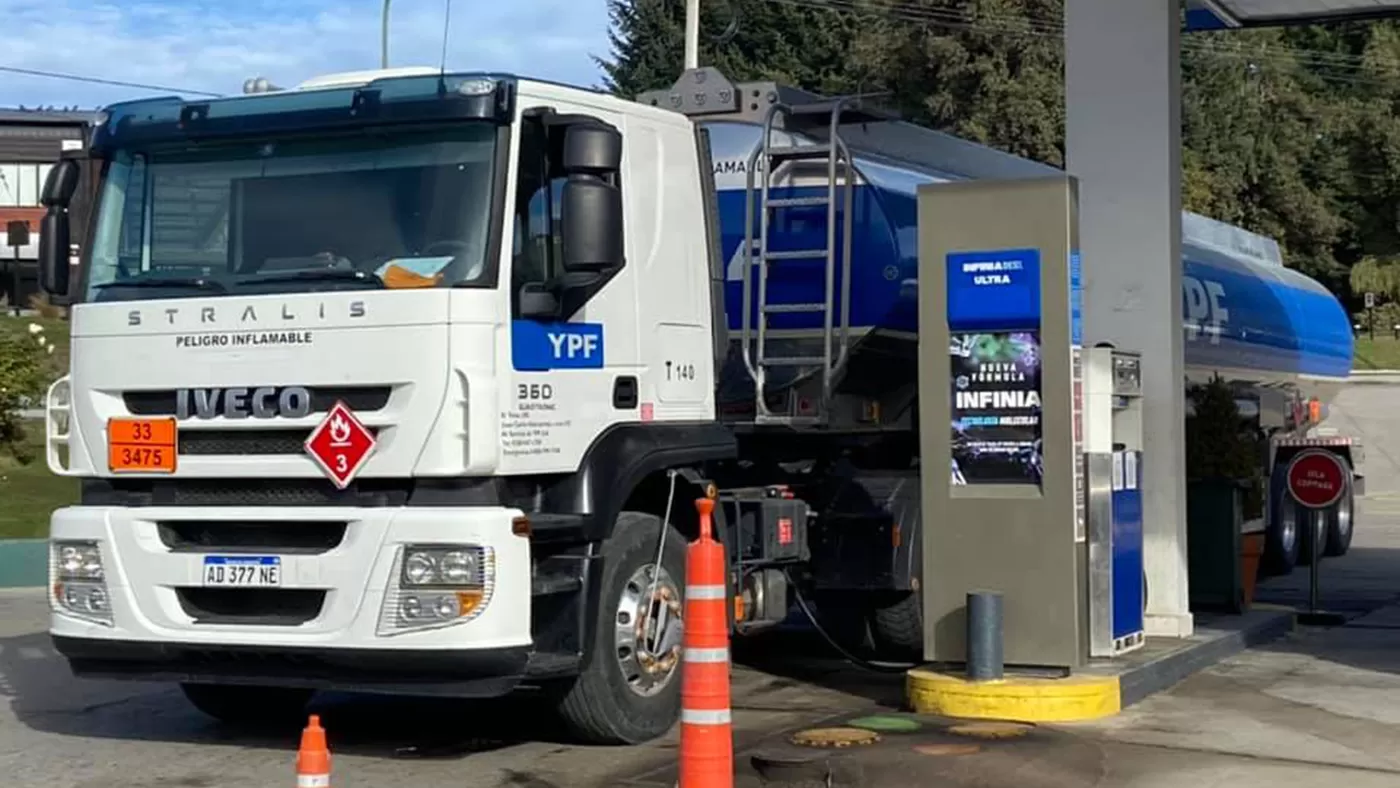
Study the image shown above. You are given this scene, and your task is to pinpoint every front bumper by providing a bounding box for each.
[48,503,535,697]
[51,636,530,696]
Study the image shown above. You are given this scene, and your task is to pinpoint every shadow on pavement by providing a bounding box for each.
[1249,543,1400,677]
[731,627,908,711]
[0,612,891,779]
[0,625,561,756]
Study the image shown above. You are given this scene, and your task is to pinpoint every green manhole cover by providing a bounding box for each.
[845,715,922,733]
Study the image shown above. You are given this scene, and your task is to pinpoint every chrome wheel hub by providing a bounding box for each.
[614,564,683,698]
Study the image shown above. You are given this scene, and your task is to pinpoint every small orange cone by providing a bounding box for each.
[296,714,332,787]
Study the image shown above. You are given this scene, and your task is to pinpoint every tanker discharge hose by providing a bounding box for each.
[781,568,917,674]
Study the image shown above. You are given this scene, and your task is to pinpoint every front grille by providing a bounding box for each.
[176,588,326,626]
[158,520,347,554]
[178,427,381,456]
[81,477,504,508]
[124,386,392,416]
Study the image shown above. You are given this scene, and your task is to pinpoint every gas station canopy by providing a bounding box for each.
[1186,0,1400,29]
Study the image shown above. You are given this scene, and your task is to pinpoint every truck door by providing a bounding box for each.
[498,103,640,476]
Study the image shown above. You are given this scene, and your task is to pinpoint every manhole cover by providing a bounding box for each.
[845,715,922,733]
[751,751,831,783]
[790,727,881,748]
[914,742,982,756]
[946,721,1033,739]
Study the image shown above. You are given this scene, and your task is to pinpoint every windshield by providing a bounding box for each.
[82,123,500,302]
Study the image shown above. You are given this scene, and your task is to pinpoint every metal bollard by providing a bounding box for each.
[966,590,1004,681]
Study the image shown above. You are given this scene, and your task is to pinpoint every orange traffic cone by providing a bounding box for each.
[296,714,332,788]
[679,497,733,788]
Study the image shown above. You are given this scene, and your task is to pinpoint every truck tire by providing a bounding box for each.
[180,683,314,726]
[868,591,923,660]
[554,511,688,745]
[1323,486,1355,557]
[1265,491,1300,576]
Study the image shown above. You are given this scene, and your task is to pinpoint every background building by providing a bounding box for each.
[0,108,96,308]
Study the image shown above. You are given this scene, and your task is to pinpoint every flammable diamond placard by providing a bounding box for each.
[304,400,376,489]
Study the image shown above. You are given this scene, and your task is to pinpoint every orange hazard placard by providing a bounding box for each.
[108,417,178,473]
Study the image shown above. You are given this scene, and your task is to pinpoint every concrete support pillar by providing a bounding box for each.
[1065,0,1193,637]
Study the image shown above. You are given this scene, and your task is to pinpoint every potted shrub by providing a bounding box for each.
[1185,376,1267,611]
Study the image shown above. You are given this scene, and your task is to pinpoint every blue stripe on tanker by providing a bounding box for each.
[712,180,1353,382]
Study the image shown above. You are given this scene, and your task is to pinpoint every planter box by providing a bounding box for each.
[1187,478,1261,614]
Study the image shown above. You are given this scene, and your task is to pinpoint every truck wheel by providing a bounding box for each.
[555,511,688,745]
[1324,487,1355,557]
[869,592,923,661]
[1264,493,1300,576]
[180,683,314,726]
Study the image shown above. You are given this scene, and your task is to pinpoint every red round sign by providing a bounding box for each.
[1285,450,1348,509]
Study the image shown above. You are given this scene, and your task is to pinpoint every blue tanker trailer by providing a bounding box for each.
[693,115,1359,579]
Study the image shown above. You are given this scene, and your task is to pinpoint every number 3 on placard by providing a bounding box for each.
[335,454,348,473]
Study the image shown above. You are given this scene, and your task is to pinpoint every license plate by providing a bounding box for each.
[202,556,281,587]
[108,417,178,473]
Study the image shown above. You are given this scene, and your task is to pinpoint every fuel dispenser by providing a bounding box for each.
[1083,345,1146,657]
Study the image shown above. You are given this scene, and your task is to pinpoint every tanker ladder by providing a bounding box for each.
[741,95,857,427]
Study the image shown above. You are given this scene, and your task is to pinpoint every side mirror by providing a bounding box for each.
[562,123,622,175]
[560,179,623,273]
[37,210,71,298]
[41,158,81,208]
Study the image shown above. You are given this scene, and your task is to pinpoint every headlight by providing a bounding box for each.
[379,544,495,636]
[400,545,484,588]
[55,541,103,581]
[51,540,112,625]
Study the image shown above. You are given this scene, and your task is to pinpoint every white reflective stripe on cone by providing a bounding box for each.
[297,776,330,788]
[681,708,732,725]
[686,584,726,600]
[683,647,729,663]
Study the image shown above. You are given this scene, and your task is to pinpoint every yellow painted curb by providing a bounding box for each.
[906,668,1121,723]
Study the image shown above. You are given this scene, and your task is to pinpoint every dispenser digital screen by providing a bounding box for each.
[950,331,1044,486]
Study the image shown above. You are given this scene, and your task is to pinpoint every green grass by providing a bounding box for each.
[0,312,76,538]
[0,312,70,385]
[1353,336,1400,371]
[0,422,78,539]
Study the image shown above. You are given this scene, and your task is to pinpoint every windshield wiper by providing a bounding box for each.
[239,269,386,288]
[94,276,226,292]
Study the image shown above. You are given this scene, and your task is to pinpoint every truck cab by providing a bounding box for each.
[38,68,732,745]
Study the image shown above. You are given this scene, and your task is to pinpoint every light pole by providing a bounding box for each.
[684,0,699,70]
[381,0,392,69]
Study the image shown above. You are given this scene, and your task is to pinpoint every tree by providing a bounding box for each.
[597,1,1400,303]
[0,323,51,462]
[1180,31,1349,288]
[843,0,1065,164]
[596,0,862,98]
[1349,256,1400,300]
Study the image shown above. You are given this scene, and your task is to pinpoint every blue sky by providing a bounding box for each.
[0,0,614,108]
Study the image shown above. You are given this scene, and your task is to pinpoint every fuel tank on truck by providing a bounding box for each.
[699,120,1354,413]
